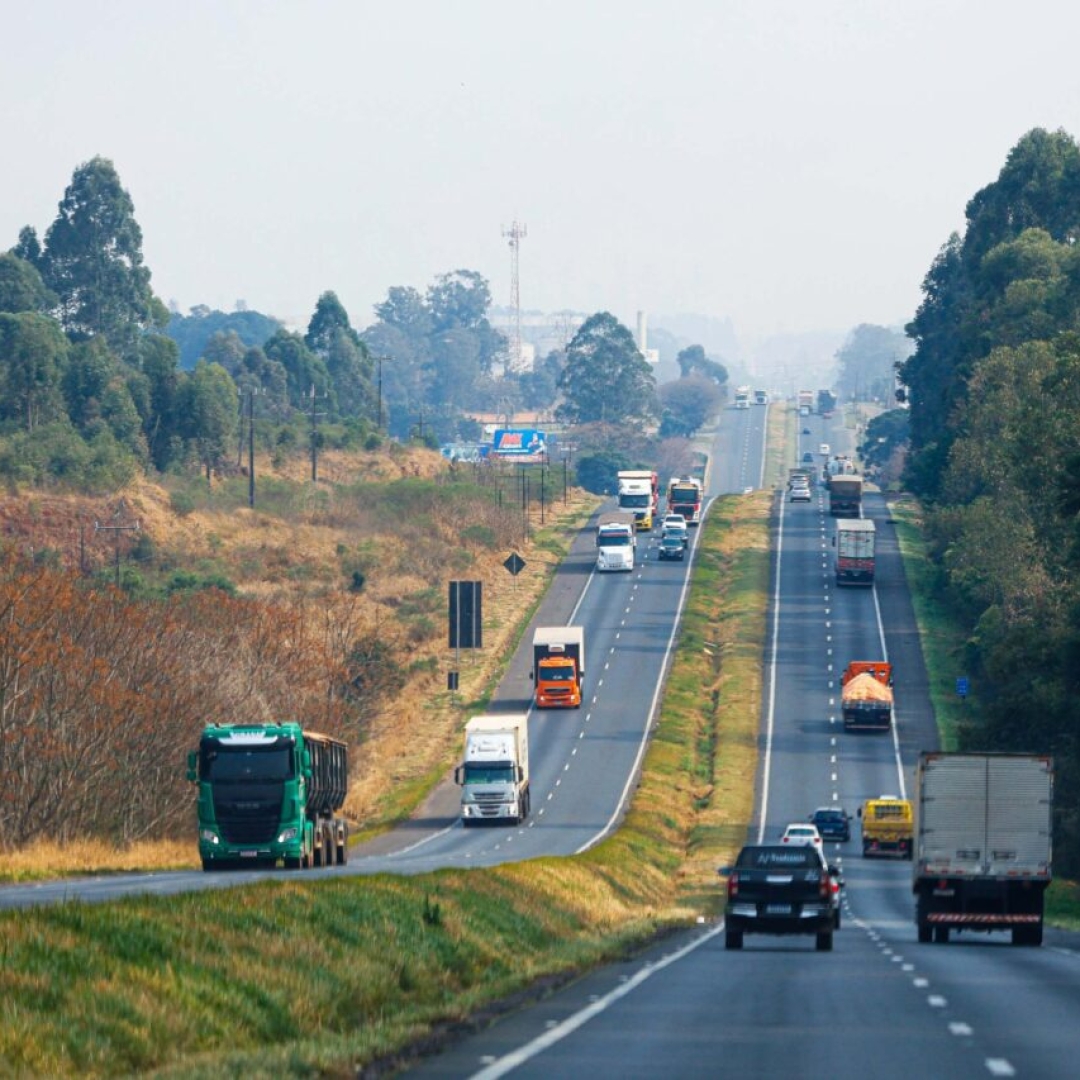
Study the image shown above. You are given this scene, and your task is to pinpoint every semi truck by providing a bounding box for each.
[596,511,636,572]
[617,470,659,531]
[530,626,585,708]
[913,752,1053,946]
[753,388,768,405]
[455,714,530,825]
[734,385,751,409]
[828,474,863,517]
[667,478,703,524]
[797,389,814,415]
[834,518,876,584]
[188,722,349,871]
[841,661,893,731]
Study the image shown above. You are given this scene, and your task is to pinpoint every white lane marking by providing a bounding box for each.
[985,1061,1015,1077]
[949,1022,973,1036]
[466,922,722,1078]
[914,977,929,988]
[902,963,914,971]
[928,995,947,1008]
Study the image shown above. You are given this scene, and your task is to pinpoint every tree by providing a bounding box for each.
[427,270,491,332]
[306,292,374,420]
[0,312,69,430]
[556,312,657,425]
[0,252,56,314]
[40,157,168,352]
[834,324,910,404]
[675,343,728,386]
[658,374,722,437]
[263,329,331,410]
[181,361,238,480]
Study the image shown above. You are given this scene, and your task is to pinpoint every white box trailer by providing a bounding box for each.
[455,714,530,825]
[913,752,1053,946]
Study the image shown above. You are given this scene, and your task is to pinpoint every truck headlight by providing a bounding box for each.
[199,829,220,845]
[277,826,299,843]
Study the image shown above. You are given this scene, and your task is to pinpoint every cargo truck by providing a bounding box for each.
[834,518,876,584]
[188,723,349,871]
[455,714,530,825]
[530,626,585,708]
[841,661,893,731]
[617,470,659,530]
[667,478,703,525]
[859,795,914,858]
[828,474,863,517]
[798,389,814,415]
[734,385,750,409]
[913,752,1053,946]
[596,511,636,572]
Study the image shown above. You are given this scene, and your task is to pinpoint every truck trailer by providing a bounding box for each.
[617,470,659,531]
[531,626,586,708]
[188,723,349,871]
[834,518,876,584]
[828,475,863,517]
[455,714,530,825]
[841,661,893,731]
[913,752,1053,946]
[596,511,636,572]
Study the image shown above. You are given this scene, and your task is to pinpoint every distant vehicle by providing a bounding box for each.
[662,521,689,548]
[734,385,751,409]
[595,511,636,572]
[802,452,814,462]
[809,807,851,842]
[834,519,876,585]
[753,389,768,405]
[720,844,837,951]
[667,478,703,525]
[663,513,687,529]
[531,627,585,708]
[802,428,811,435]
[658,533,685,561]
[828,474,863,518]
[455,714,529,826]
[790,485,812,503]
[617,470,659,531]
[841,661,893,731]
[819,443,830,456]
[782,822,824,853]
[858,795,913,858]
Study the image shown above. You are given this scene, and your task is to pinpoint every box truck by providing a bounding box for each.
[455,714,530,825]
[531,626,585,708]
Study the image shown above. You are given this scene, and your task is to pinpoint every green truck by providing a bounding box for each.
[188,723,349,871]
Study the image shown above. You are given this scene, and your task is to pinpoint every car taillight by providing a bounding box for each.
[819,872,830,898]
[728,872,739,898]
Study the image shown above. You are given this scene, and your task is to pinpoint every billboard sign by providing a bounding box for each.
[491,428,548,460]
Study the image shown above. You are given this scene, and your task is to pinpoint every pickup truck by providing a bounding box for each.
[721,844,838,951]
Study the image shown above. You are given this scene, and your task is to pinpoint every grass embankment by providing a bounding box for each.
[0,493,772,1078]
[887,492,1079,929]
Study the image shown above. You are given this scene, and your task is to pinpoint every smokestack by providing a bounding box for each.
[636,310,647,353]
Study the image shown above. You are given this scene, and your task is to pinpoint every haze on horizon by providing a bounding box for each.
[4,0,1080,356]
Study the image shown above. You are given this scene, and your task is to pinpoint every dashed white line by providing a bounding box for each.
[985,1060,1016,1077]
[949,1022,973,1036]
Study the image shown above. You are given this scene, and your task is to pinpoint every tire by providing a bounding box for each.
[724,929,743,950]
[284,856,303,870]
[918,924,933,944]
[834,908,841,930]
[201,858,213,872]
[816,931,833,952]
[862,841,871,858]
[1012,924,1043,946]
[934,926,950,944]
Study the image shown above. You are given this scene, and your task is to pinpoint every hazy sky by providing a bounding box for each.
[5,1,1080,346]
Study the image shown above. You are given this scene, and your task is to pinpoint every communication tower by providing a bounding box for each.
[502,220,527,372]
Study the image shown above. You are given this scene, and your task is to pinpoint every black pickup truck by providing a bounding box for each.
[721,844,837,951]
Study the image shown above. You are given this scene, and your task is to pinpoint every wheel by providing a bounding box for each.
[284,856,303,870]
[1012,924,1043,946]
[201,858,213,872]
[933,926,950,944]
[918,924,933,944]
[862,841,871,858]
[313,844,323,868]
[834,908,841,930]
[336,841,348,866]
[815,931,833,952]
[724,930,743,950]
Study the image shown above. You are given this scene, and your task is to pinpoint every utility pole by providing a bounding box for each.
[501,220,527,372]
[94,500,140,588]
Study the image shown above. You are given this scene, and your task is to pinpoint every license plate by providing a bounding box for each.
[239,850,259,859]
[765,904,792,915]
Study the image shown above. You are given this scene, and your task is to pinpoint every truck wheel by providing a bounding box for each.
[815,931,833,952]
[933,926,950,944]
[724,930,743,950]
[1012,924,1043,946]
[834,908,841,930]
[918,924,932,944]
[284,856,303,870]
[201,858,213,873]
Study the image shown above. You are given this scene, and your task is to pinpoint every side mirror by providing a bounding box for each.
[454,766,462,785]
[186,750,197,783]
[528,671,534,681]
[517,766,524,782]
[718,865,733,877]
[302,749,313,779]
[857,807,863,818]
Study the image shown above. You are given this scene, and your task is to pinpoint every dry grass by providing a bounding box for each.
[2,839,195,880]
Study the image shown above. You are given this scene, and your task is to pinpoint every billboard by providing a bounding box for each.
[491,428,548,461]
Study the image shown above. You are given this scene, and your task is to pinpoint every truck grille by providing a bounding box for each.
[213,787,283,844]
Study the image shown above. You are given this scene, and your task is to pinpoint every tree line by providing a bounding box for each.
[898,127,1080,871]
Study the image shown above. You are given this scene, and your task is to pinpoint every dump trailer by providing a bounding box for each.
[596,511,636,572]
[834,518,876,585]
[841,661,893,731]
[455,714,530,825]
[531,626,585,708]
[913,752,1053,946]
[829,474,863,517]
[188,723,349,871]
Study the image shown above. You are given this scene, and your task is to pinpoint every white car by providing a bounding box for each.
[662,513,687,530]
[789,484,812,503]
[781,823,824,853]
[819,443,830,456]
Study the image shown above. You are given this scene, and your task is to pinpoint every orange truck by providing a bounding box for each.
[841,661,893,732]
[530,626,585,708]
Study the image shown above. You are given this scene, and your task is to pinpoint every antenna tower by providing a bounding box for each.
[502,220,527,371]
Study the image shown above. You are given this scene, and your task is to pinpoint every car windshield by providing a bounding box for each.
[737,846,821,869]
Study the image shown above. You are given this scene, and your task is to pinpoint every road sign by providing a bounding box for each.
[956,676,969,698]
[448,581,482,648]
[503,552,526,576]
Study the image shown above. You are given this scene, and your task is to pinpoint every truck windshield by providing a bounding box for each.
[600,533,631,546]
[540,665,576,681]
[200,743,294,782]
[463,763,515,784]
[619,494,650,508]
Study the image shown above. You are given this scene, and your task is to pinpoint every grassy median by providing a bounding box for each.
[0,492,772,1078]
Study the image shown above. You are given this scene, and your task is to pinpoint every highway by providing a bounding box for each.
[407,406,1080,1080]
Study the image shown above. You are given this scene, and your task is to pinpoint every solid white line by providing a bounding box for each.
[758,489,785,842]
[468,924,726,1079]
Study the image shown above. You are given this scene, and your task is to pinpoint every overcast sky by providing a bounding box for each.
[4,1,1080,348]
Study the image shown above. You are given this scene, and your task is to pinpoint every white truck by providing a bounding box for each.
[913,752,1053,946]
[596,511,636,572]
[455,714,530,826]
[616,470,657,531]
